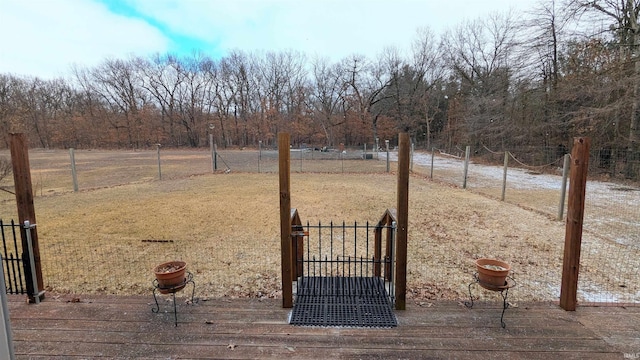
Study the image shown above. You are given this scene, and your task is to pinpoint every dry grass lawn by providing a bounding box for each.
[0,149,636,304]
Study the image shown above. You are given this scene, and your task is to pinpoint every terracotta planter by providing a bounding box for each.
[475,258,510,287]
[154,261,187,292]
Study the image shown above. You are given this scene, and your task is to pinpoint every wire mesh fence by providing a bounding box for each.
[0,147,389,199]
[37,233,281,298]
[0,145,637,305]
[406,147,639,306]
[578,182,640,305]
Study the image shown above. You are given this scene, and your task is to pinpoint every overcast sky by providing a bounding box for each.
[1,0,540,79]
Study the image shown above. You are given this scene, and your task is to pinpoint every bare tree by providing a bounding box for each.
[254,50,309,145]
[89,57,148,148]
[173,53,212,147]
[407,27,445,148]
[528,0,572,92]
[138,54,184,146]
[441,11,521,149]
[566,0,640,178]
[225,50,254,147]
[205,54,236,148]
[309,56,345,146]
[519,0,576,159]
[0,156,11,183]
[341,54,393,145]
[0,74,24,147]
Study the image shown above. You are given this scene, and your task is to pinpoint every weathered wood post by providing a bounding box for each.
[156,144,162,180]
[290,209,305,279]
[557,153,571,221]
[395,133,410,310]
[463,145,471,189]
[209,133,215,173]
[501,151,509,201]
[410,142,414,171]
[279,133,293,308]
[374,225,382,278]
[9,133,45,303]
[214,144,218,171]
[374,209,397,280]
[430,147,435,179]
[560,137,590,311]
[385,209,396,281]
[69,148,78,192]
[258,140,262,173]
[385,140,390,173]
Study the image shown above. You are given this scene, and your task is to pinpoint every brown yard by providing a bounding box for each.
[0,149,637,304]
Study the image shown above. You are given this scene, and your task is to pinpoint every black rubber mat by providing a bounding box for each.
[290,276,397,327]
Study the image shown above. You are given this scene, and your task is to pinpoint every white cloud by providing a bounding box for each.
[0,0,169,78]
[130,0,536,61]
[129,0,430,60]
[0,0,538,79]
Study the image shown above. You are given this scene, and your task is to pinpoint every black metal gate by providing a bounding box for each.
[1,219,28,294]
[289,219,397,327]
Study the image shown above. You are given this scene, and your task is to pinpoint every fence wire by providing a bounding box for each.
[0,147,636,305]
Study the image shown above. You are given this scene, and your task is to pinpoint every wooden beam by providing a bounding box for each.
[278,133,293,308]
[374,209,397,280]
[385,219,393,281]
[9,133,45,303]
[560,137,590,311]
[395,133,410,310]
[290,209,304,279]
[374,226,382,277]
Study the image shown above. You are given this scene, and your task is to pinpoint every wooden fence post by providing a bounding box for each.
[430,147,435,179]
[560,137,590,311]
[279,133,293,308]
[410,142,414,171]
[69,148,78,192]
[557,154,571,221]
[209,133,215,173]
[9,133,45,303]
[386,140,390,173]
[156,144,162,180]
[501,151,508,201]
[374,227,382,278]
[214,144,218,171]
[395,133,410,310]
[290,209,304,279]
[463,145,470,189]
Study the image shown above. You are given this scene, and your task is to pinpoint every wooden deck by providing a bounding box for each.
[7,294,640,359]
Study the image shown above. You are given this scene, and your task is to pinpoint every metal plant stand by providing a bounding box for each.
[465,273,516,328]
[152,271,195,326]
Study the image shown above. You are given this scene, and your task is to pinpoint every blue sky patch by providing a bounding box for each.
[94,0,223,58]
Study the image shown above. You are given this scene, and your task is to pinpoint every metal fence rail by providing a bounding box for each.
[1,219,27,295]
[294,221,396,303]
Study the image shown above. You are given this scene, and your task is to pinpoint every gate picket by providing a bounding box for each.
[1,219,27,294]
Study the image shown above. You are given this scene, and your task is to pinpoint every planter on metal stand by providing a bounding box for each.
[152,260,195,326]
[154,260,187,293]
[465,258,515,328]
[475,258,510,288]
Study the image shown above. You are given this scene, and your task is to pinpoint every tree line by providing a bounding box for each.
[1,0,638,179]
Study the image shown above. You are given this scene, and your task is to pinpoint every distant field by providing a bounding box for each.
[0,148,391,200]
[0,148,637,304]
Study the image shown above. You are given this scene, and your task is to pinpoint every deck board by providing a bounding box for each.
[7,294,640,359]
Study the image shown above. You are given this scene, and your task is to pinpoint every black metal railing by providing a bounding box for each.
[1,219,27,294]
[294,221,396,303]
